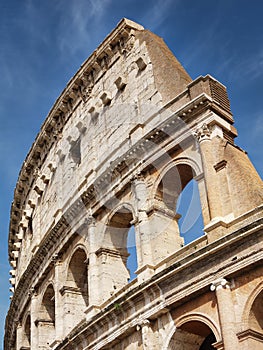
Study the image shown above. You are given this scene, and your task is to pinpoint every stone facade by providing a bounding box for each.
[4,18,263,350]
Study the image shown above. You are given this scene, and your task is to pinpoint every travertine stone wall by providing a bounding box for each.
[5,19,263,350]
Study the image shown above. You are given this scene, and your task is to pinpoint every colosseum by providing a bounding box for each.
[4,18,263,350]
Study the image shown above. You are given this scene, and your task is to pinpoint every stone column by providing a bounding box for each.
[133,316,158,349]
[53,254,64,342]
[86,215,101,317]
[16,322,23,350]
[30,288,39,350]
[132,175,152,267]
[140,320,157,350]
[210,278,239,350]
[213,160,233,219]
[195,124,222,221]
[132,176,155,283]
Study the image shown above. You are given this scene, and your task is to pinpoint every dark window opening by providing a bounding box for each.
[70,139,81,165]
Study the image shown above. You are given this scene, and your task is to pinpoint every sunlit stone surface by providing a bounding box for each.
[5,19,263,350]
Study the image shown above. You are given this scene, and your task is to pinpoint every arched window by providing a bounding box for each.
[176,178,204,244]
[249,290,263,332]
[168,321,216,349]
[100,206,138,297]
[127,225,138,282]
[62,248,88,333]
[66,248,88,305]
[21,314,31,349]
[157,164,194,210]
[156,164,204,246]
[41,284,55,323]
[24,314,31,346]
[38,284,55,348]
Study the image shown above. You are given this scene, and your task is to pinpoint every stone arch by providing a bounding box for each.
[242,282,263,333]
[146,158,205,263]
[40,283,55,322]
[65,243,89,279]
[165,313,220,350]
[104,203,135,249]
[153,157,202,191]
[66,246,89,303]
[20,312,31,348]
[106,202,136,226]
[38,283,55,348]
[100,203,138,294]
[60,243,89,332]
[153,157,202,210]
[61,246,89,333]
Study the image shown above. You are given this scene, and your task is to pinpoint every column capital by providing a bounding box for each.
[194,123,211,142]
[52,252,62,265]
[134,316,150,331]
[132,172,145,183]
[29,287,38,297]
[210,278,230,291]
[85,215,96,226]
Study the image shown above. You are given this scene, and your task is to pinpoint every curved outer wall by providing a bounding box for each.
[5,19,263,350]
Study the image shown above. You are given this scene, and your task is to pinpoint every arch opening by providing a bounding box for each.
[127,225,138,282]
[103,207,138,292]
[168,321,216,350]
[157,164,204,245]
[62,248,89,333]
[41,284,55,323]
[66,248,88,306]
[248,289,263,332]
[38,284,55,348]
[157,164,194,210]
[23,314,31,349]
[176,178,204,244]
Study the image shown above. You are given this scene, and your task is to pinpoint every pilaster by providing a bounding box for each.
[132,175,155,282]
[195,124,222,221]
[139,319,158,349]
[16,322,23,350]
[210,278,239,350]
[53,254,64,342]
[86,215,101,318]
[30,288,39,350]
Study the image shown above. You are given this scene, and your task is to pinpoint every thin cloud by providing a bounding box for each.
[182,18,222,69]
[245,49,263,80]
[223,50,263,83]
[55,0,111,58]
[141,0,176,30]
[251,113,263,136]
[216,45,263,83]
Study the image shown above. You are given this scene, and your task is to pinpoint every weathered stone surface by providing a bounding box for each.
[5,18,263,350]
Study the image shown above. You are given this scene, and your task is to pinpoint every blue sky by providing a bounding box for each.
[0,0,262,346]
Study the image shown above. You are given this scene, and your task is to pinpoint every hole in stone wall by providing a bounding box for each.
[41,284,55,323]
[67,248,88,306]
[70,139,81,165]
[24,314,31,347]
[156,164,204,246]
[127,225,138,282]
[249,290,263,332]
[176,179,204,244]
[168,321,216,350]
[106,208,138,286]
